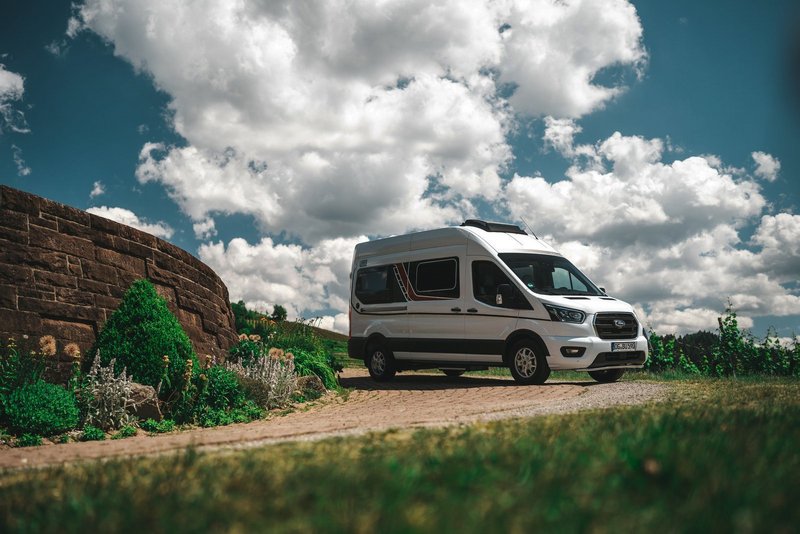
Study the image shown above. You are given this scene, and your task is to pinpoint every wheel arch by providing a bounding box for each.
[365,333,388,354]
[504,329,549,364]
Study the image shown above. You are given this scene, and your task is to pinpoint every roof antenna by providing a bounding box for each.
[520,216,538,239]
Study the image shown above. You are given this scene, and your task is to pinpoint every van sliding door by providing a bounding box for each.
[395,246,465,361]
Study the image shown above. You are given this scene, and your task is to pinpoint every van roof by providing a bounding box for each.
[354,222,560,258]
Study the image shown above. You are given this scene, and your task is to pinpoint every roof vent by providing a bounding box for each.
[461,219,527,235]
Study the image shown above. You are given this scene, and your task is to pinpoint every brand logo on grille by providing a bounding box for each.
[613,319,626,328]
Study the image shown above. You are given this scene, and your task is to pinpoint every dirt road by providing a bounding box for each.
[0,369,667,470]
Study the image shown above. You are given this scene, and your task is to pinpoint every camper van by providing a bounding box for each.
[348,220,648,384]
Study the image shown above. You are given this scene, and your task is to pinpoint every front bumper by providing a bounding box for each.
[541,334,649,371]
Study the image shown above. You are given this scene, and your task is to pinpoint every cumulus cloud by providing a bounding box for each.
[507,129,800,334]
[198,235,365,323]
[77,0,645,244]
[0,63,28,134]
[751,151,781,181]
[86,206,174,239]
[192,217,217,240]
[89,180,105,198]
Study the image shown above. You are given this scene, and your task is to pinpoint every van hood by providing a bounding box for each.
[533,294,637,316]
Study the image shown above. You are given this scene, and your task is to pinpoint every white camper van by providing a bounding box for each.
[348,220,648,384]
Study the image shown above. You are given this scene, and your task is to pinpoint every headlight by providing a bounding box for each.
[544,304,586,323]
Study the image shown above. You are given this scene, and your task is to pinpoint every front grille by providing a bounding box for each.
[594,312,638,340]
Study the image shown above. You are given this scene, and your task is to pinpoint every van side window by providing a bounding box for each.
[472,261,532,309]
[355,265,405,304]
[410,257,459,298]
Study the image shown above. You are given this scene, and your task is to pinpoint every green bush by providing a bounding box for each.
[87,279,199,398]
[140,419,175,434]
[16,433,42,447]
[3,380,79,436]
[112,425,138,440]
[201,366,245,410]
[291,348,338,390]
[646,307,800,377]
[80,425,105,442]
[198,401,263,428]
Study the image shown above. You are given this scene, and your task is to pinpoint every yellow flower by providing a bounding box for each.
[238,333,248,341]
[199,374,207,382]
[248,334,261,342]
[38,335,57,357]
[268,347,284,360]
[285,352,294,360]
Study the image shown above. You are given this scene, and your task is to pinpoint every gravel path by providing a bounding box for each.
[0,369,669,470]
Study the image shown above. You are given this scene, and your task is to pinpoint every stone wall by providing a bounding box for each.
[0,185,239,375]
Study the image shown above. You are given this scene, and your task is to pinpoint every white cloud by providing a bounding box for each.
[0,64,28,134]
[77,0,645,244]
[86,206,174,239]
[751,213,800,282]
[751,151,780,182]
[507,128,800,334]
[192,217,217,240]
[198,236,365,322]
[89,180,105,198]
[11,144,31,176]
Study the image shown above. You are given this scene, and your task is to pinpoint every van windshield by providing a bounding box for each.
[498,253,602,296]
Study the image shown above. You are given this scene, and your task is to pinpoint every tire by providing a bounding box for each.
[366,344,396,382]
[441,369,465,378]
[508,340,550,385]
[588,369,625,383]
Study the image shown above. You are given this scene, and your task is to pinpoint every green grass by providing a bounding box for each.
[1,378,798,532]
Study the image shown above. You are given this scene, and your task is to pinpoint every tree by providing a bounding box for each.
[271,304,288,322]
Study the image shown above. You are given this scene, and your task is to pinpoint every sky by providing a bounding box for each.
[1,0,798,339]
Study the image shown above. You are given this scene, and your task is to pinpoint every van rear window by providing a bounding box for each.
[355,265,405,304]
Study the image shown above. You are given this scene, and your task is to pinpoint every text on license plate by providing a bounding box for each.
[611,342,637,352]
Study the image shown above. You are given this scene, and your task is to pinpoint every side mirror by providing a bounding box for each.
[496,284,513,306]
[600,287,607,295]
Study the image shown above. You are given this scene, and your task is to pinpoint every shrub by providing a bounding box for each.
[198,401,263,428]
[87,279,199,398]
[226,352,296,409]
[3,380,79,436]
[16,433,42,447]
[80,425,105,442]
[200,366,245,411]
[140,419,175,434]
[292,348,338,390]
[112,425,138,440]
[80,355,136,431]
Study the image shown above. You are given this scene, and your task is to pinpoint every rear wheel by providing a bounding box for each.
[588,369,625,383]
[508,340,550,385]
[366,344,396,382]
[441,369,465,378]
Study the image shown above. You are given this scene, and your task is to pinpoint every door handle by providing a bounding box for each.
[451,307,461,312]
[467,308,478,313]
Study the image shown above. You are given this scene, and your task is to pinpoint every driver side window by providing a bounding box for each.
[472,261,531,309]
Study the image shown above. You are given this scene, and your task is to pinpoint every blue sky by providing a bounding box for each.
[1,0,798,337]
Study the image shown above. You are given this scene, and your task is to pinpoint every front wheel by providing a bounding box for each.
[588,369,625,383]
[508,340,550,385]
[366,345,396,382]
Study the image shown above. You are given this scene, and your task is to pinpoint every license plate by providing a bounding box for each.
[611,342,636,352]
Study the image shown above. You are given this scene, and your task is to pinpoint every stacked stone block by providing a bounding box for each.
[0,185,239,378]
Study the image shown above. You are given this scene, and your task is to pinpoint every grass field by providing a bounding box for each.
[1,377,798,533]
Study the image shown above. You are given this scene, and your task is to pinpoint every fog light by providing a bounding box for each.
[560,347,586,358]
